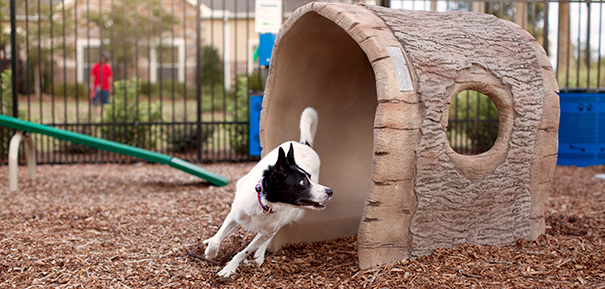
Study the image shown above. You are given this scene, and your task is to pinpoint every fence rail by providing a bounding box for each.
[1,0,603,164]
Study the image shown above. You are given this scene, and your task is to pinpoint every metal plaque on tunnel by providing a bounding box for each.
[386,46,413,92]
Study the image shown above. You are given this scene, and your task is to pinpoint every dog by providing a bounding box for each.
[202,107,333,277]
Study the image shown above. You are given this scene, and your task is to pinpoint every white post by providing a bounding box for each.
[8,131,37,191]
[8,131,23,191]
[24,134,36,182]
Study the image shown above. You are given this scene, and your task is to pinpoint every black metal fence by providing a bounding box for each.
[1,0,604,164]
[1,0,272,164]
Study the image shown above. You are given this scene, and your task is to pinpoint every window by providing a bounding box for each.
[76,39,101,83]
[150,39,185,83]
[157,46,178,81]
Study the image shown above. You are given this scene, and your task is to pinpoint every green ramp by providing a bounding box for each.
[0,114,228,186]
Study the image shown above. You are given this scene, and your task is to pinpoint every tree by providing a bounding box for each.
[202,45,223,84]
[0,0,9,73]
[86,0,178,81]
[16,1,75,98]
[558,3,570,84]
[0,0,7,55]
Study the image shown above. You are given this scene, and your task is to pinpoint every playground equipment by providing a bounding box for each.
[557,91,605,167]
[259,3,559,268]
[0,114,228,190]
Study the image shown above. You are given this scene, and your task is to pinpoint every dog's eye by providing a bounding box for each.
[299,179,306,186]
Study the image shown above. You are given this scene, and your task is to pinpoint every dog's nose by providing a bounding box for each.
[325,188,333,197]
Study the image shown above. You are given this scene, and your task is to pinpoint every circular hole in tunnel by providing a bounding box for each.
[447,90,499,155]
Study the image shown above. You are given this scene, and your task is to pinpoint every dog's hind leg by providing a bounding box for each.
[253,234,275,266]
[217,232,274,277]
[203,212,239,259]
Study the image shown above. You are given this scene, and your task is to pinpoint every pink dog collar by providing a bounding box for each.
[255,178,274,214]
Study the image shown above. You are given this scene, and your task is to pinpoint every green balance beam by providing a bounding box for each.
[0,114,228,186]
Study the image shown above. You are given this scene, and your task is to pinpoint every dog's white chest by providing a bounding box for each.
[232,199,304,235]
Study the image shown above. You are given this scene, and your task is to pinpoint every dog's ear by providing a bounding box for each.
[286,143,296,166]
[272,147,289,181]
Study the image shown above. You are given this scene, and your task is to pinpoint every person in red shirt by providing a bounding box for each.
[90,53,113,105]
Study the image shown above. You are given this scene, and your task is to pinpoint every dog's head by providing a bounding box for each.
[262,143,333,210]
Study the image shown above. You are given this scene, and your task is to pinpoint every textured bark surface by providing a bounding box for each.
[260,3,558,269]
[364,5,548,258]
[500,20,560,241]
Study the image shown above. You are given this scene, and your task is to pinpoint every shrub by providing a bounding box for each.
[202,45,223,84]
[1,69,14,115]
[100,78,163,148]
[60,126,99,154]
[0,70,25,157]
[169,125,214,153]
[138,80,197,100]
[1,69,13,156]
[53,83,88,100]
[227,76,250,155]
[246,72,265,93]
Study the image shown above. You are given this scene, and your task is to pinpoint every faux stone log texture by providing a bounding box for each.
[259,3,559,269]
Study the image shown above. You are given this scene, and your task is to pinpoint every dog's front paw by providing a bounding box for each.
[203,238,219,259]
[253,249,266,266]
[217,263,238,277]
[254,255,265,266]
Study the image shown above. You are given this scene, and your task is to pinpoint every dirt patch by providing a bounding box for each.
[1,163,604,288]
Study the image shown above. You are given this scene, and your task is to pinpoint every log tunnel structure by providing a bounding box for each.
[258,3,559,269]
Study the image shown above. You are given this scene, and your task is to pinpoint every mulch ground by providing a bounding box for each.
[0,163,603,288]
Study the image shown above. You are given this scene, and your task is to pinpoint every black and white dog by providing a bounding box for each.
[203,107,333,277]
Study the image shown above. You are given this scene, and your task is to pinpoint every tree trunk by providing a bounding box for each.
[557,3,570,79]
[471,1,485,13]
[514,2,527,28]
[33,65,41,100]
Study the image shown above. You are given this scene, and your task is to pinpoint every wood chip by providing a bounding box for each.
[0,163,603,287]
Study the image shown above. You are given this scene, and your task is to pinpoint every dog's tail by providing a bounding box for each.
[299,107,318,147]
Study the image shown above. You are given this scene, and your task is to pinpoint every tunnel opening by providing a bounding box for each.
[262,12,378,247]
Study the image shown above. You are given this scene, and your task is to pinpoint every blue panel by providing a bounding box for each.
[558,112,595,144]
[560,94,597,103]
[600,113,605,144]
[259,33,276,66]
[557,92,605,166]
[249,95,263,156]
